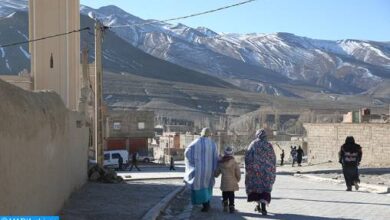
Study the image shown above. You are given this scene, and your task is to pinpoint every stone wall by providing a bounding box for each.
[304,123,390,166]
[0,79,88,214]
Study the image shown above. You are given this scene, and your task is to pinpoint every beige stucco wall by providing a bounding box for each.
[0,79,88,215]
[304,123,390,166]
[0,74,33,91]
[29,0,80,110]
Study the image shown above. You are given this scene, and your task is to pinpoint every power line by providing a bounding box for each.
[0,27,91,48]
[109,0,256,29]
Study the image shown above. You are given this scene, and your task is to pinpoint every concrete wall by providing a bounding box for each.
[0,79,88,214]
[304,123,390,166]
[0,74,33,91]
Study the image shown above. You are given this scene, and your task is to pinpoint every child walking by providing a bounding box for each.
[215,146,241,213]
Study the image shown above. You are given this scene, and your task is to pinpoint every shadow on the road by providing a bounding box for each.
[119,166,185,173]
[301,167,390,175]
[273,197,390,207]
[276,172,296,176]
[237,211,356,220]
[60,180,182,220]
[277,188,347,192]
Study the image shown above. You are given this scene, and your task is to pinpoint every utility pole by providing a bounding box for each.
[95,21,104,166]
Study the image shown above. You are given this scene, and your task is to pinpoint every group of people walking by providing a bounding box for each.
[290,145,304,167]
[184,127,363,215]
[184,128,276,215]
[117,152,141,171]
[279,145,304,167]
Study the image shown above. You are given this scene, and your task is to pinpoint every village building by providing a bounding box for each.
[105,110,155,156]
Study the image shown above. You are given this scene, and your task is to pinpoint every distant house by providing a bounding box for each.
[105,110,155,156]
[342,108,388,123]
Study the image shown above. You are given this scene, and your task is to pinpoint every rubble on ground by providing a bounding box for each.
[88,164,126,183]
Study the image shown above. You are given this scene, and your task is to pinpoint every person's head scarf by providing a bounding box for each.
[201,127,211,137]
[255,129,267,140]
[345,136,355,144]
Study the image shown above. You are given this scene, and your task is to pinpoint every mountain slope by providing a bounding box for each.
[1,1,389,101]
[0,11,238,90]
[81,5,390,97]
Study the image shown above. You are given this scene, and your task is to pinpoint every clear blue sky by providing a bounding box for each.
[81,0,390,41]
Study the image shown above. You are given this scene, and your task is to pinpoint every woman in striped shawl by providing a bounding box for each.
[184,127,219,212]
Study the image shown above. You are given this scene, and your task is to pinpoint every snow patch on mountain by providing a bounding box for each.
[5,58,10,70]
[17,30,28,40]
[0,48,5,58]
[19,46,30,59]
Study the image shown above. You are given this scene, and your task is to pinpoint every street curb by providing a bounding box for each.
[141,185,186,220]
[125,176,184,181]
[294,174,390,193]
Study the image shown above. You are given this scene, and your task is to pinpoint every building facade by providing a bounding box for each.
[105,110,155,155]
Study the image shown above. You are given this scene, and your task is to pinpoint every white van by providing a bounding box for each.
[104,150,129,169]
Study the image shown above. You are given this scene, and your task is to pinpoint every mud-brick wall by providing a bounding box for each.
[0,80,89,215]
[303,123,390,166]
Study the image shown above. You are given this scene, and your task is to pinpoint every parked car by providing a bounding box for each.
[138,154,154,163]
[104,150,129,168]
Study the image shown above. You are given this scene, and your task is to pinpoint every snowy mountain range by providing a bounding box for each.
[81,5,390,97]
[1,1,390,101]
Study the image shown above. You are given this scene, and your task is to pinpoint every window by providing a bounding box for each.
[50,53,54,68]
[112,153,120,159]
[113,122,121,130]
[104,153,110,160]
[138,122,145,130]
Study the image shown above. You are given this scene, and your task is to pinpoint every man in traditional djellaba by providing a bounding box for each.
[184,127,219,212]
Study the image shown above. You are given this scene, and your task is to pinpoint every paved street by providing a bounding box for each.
[191,172,390,220]
[60,179,182,220]
[60,165,390,220]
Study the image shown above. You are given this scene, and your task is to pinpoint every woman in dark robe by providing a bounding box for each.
[339,136,362,191]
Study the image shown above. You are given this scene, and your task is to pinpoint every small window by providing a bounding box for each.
[113,122,121,130]
[138,122,145,130]
[104,153,110,160]
[112,153,120,159]
[50,53,54,68]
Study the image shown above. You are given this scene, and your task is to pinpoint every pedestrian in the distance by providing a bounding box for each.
[215,146,241,213]
[129,151,141,171]
[184,127,218,212]
[245,129,276,216]
[290,146,297,167]
[297,146,304,166]
[169,156,175,171]
[339,136,362,191]
[118,154,123,171]
[280,150,285,166]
